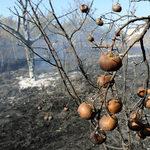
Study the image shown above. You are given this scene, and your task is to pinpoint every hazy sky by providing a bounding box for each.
[0,0,150,18]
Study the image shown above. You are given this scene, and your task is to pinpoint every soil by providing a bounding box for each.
[0,63,150,150]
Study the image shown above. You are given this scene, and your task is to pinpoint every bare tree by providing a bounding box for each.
[1,0,150,149]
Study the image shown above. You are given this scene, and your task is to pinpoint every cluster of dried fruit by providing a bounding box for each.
[84,3,122,42]
[78,2,150,145]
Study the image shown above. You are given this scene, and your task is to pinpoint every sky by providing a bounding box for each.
[0,0,150,19]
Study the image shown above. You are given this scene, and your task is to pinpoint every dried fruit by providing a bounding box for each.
[78,102,96,120]
[128,118,143,131]
[96,18,103,26]
[99,52,122,71]
[147,89,150,94]
[106,98,122,114]
[38,106,42,110]
[99,114,118,131]
[144,99,150,108]
[90,130,106,144]
[49,115,53,120]
[64,107,69,111]
[97,75,114,88]
[44,116,49,120]
[137,87,146,98]
[130,111,141,119]
[134,131,146,140]
[140,124,150,136]
[80,4,88,13]
[87,35,94,42]
[112,4,122,12]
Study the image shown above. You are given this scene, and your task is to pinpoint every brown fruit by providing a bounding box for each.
[140,124,150,136]
[78,102,96,120]
[112,4,122,12]
[137,87,146,98]
[87,35,94,42]
[128,118,143,131]
[97,75,114,88]
[144,99,150,108]
[147,89,150,94]
[64,107,69,111]
[106,98,122,114]
[80,4,88,13]
[99,53,122,71]
[99,114,118,131]
[130,111,141,119]
[96,18,103,26]
[90,130,106,144]
[38,106,42,110]
[44,116,49,120]
[49,115,53,120]
[134,131,146,140]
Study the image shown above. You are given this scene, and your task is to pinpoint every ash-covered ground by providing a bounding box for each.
[0,56,150,150]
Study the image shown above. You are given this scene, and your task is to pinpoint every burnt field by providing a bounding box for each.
[0,54,150,150]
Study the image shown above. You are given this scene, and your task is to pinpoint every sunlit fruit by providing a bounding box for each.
[144,99,150,108]
[106,98,122,114]
[44,116,49,120]
[96,18,103,26]
[80,4,88,13]
[38,106,42,110]
[147,89,150,94]
[49,115,53,120]
[137,87,146,98]
[99,52,122,71]
[78,102,96,120]
[97,75,114,88]
[64,107,69,111]
[130,111,141,119]
[88,35,94,42]
[112,4,122,12]
[90,130,106,144]
[99,114,118,131]
[128,118,143,131]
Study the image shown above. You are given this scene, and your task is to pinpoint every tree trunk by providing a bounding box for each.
[25,46,35,79]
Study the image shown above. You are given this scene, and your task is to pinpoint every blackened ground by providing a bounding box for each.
[0,64,150,150]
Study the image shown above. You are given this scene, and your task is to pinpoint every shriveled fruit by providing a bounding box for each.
[64,107,69,111]
[78,102,96,120]
[44,116,49,120]
[106,98,122,114]
[137,87,146,98]
[147,89,150,94]
[96,18,103,26]
[130,111,141,119]
[140,124,150,136]
[134,131,146,140]
[144,99,150,108]
[128,118,143,131]
[99,52,122,71]
[99,114,118,131]
[87,35,94,42]
[38,106,42,110]
[112,4,122,12]
[90,130,106,144]
[49,115,53,120]
[80,4,88,13]
[97,75,114,88]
